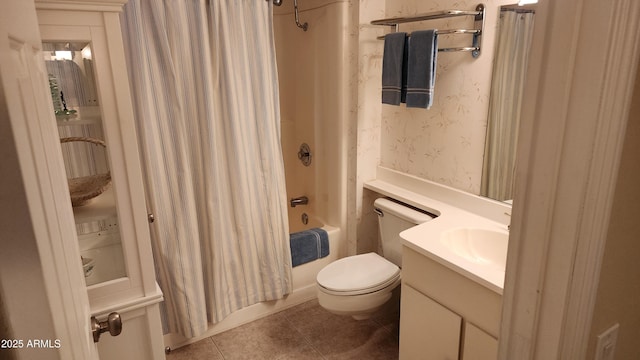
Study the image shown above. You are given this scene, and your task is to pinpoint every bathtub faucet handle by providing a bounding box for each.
[298,143,312,166]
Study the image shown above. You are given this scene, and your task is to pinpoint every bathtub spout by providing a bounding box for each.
[290,196,309,207]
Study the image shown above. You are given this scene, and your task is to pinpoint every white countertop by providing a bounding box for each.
[364,167,511,295]
[400,209,508,294]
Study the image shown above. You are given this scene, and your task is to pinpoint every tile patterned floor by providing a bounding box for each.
[166,299,400,360]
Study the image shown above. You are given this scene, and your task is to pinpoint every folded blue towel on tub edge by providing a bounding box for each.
[290,228,330,267]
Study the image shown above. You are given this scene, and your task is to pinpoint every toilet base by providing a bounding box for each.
[316,280,401,320]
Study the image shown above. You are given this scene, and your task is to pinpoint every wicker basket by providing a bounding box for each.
[60,137,112,207]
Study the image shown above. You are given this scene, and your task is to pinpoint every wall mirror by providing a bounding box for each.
[45,40,127,286]
[480,4,536,201]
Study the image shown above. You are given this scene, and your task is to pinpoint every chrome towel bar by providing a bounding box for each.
[371,4,485,58]
[370,9,483,26]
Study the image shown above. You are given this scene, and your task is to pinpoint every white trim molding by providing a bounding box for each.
[559,0,640,357]
[0,1,98,358]
[499,0,640,359]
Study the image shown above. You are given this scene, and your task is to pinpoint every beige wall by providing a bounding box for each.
[355,0,385,254]
[354,0,512,254]
[380,0,512,194]
[586,64,640,360]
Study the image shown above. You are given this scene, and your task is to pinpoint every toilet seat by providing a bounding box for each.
[316,252,401,296]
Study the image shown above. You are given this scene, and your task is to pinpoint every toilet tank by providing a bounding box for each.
[374,198,435,267]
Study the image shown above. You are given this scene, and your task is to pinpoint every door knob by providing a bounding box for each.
[91,312,122,343]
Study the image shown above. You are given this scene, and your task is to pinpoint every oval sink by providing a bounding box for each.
[439,228,508,271]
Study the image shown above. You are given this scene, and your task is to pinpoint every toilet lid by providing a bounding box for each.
[317,252,400,293]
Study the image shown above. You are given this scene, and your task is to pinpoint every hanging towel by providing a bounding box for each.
[290,228,329,267]
[381,32,408,105]
[406,30,438,109]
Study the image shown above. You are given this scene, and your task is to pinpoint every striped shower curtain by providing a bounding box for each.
[481,9,535,201]
[121,0,292,338]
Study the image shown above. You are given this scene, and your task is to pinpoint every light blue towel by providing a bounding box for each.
[406,30,438,109]
[290,228,329,267]
[381,32,408,105]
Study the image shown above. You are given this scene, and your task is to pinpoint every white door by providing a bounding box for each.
[0,0,99,359]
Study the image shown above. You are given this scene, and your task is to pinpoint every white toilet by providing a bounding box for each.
[316,198,434,319]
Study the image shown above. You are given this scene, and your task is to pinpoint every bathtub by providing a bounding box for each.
[165,218,342,350]
[289,221,341,294]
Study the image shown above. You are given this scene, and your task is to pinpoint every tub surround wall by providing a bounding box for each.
[274,0,351,259]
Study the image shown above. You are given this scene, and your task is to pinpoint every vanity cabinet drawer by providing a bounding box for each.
[399,284,461,360]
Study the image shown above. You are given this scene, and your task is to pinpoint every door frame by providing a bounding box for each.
[500,0,640,358]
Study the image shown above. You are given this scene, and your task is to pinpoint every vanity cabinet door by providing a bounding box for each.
[462,322,498,360]
[399,284,462,360]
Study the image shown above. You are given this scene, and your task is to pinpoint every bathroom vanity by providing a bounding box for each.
[365,166,510,360]
[35,0,165,358]
[400,247,500,359]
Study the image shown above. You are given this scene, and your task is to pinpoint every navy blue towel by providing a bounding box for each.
[406,30,438,109]
[290,228,329,267]
[381,32,408,105]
